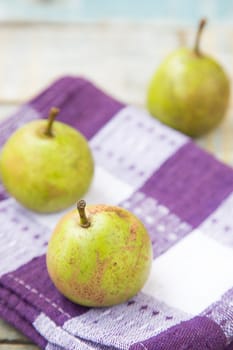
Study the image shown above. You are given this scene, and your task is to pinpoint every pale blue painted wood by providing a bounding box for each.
[0,0,232,22]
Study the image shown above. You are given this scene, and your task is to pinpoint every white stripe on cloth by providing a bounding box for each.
[90,106,188,188]
[63,293,190,349]
[34,313,94,350]
[0,198,49,275]
[143,229,233,314]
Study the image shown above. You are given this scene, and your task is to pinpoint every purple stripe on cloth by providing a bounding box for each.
[30,76,125,140]
[226,341,233,349]
[0,287,39,323]
[0,288,47,348]
[0,255,89,326]
[29,76,85,112]
[63,292,190,349]
[0,190,9,202]
[130,316,226,350]
[202,287,233,343]
[141,142,233,227]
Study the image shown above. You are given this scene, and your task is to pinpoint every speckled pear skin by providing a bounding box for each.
[0,120,94,213]
[46,205,152,307]
[147,48,230,137]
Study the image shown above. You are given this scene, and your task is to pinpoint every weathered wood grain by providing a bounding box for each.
[0,345,38,350]
[0,319,30,343]
[0,22,231,105]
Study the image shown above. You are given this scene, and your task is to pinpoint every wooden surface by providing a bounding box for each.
[0,319,37,349]
[1,0,233,23]
[0,21,233,349]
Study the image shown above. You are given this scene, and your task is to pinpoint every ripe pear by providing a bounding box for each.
[147,19,230,137]
[0,108,94,213]
[46,200,152,307]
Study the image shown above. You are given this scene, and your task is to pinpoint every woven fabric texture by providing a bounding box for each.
[0,76,232,350]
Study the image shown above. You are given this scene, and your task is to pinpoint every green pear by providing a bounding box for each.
[147,19,230,137]
[0,108,94,213]
[46,200,152,307]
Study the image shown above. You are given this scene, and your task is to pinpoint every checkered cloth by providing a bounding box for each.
[0,76,232,350]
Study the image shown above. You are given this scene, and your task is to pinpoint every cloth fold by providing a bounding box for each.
[0,76,232,350]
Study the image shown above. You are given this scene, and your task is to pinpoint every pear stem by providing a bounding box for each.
[194,18,207,56]
[77,200,90,228]
[44,107,60,137]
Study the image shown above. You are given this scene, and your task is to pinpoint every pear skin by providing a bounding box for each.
[147,19,230,137]
[46,201,152,307]
[0,109,94,213]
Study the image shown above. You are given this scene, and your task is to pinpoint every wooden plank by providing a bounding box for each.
[0,22,231,107]
[0,321,25,343]
[0,319,30,343]
[0,0,230,23]
[0,22,203,104]
[0,345,38,350]
[0,19,182,107]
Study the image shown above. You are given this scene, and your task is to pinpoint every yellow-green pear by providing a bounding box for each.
[147,19,230,137]
[46,200,152,307]
[0,108,94,213]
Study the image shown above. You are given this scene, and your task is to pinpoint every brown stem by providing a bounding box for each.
[44,107,60,137]
[194,18,207,56]
[77,200,90,228]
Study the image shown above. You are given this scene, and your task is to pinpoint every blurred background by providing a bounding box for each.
[1,1,233,346]
[1,0,233,23]
[0,0,232,162]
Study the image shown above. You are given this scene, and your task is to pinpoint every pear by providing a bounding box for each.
[0,108,94,213]
[147,19,230,137]
[46,200,152,307]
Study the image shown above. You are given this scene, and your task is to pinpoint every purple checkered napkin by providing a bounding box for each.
[0,76,233,350]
